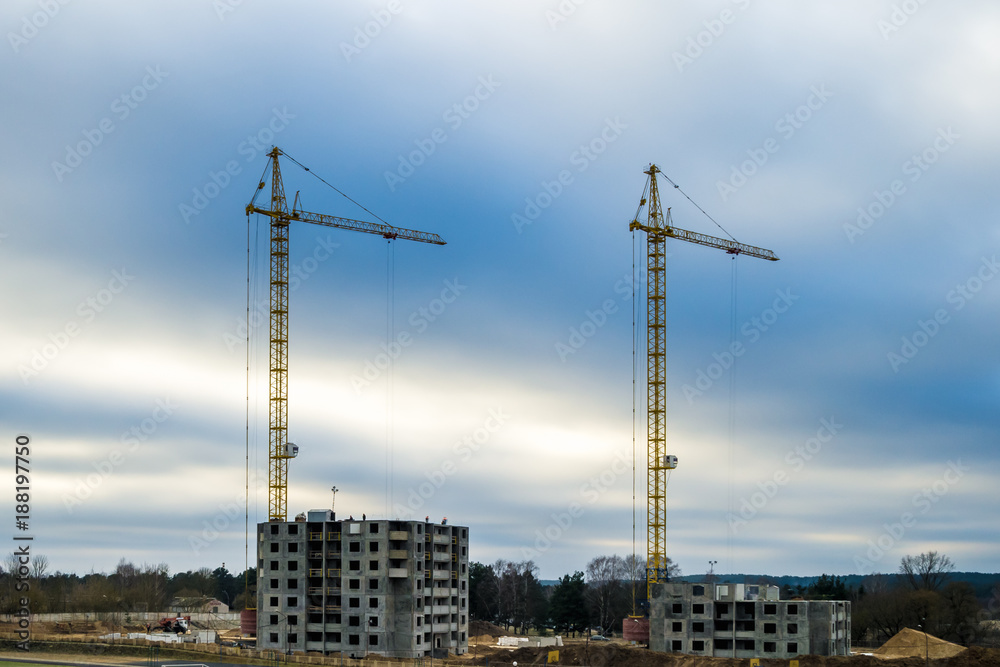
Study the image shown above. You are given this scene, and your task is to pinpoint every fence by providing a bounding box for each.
[0,611,241,624]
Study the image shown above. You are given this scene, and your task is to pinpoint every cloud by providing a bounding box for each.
[2,0,998,579]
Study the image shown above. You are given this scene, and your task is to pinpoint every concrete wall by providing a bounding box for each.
[2,611,241,624]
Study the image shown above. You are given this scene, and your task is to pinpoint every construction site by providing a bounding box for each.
[235,151,784,659]
[3,147,997,667]
[221,152,991,664]
[8,3,1000,667]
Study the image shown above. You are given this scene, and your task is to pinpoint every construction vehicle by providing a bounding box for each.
[153,615,190,634]
[627,164,777,618]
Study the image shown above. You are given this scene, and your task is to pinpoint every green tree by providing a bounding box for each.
[807,574,848,600]
[469,561,497,622]
[550,572,588,636]
[212,565,239,608]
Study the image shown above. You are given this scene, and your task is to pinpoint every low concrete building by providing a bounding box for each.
[649,582,850,659]
[257,511,469,659]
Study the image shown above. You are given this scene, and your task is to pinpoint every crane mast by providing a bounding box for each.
[629,164,777,598]
[246,147,446,522]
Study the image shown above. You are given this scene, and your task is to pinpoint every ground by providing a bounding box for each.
[2,619,999,667]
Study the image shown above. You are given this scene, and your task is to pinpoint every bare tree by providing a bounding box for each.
[858,574,909,642]
[900,551,954,592]
[622,553,646,613]
[30,554,49,579]
[585,555,626,633]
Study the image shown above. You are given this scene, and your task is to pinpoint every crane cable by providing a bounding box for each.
[281,150,394,226]
[244,210,263,607]
[726,255,739,575]
[253,149,405,519]
[244,211,252,607]
[657,170,738,242]
[386,240,395,518]
[630,225,638,616]
[653,165,744,575]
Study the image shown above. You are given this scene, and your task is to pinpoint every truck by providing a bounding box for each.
[153,616,190,634]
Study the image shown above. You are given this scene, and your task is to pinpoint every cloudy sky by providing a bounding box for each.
[3,1,998,581]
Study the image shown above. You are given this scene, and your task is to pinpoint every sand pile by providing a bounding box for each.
[873,627,966,660]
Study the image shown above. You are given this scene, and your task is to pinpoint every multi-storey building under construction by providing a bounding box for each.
[256,510,469,659]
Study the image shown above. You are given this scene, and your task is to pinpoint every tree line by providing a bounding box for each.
[850,552,997,646]
[766,552,996,646]
[5,548,997,648]
[470,555,680,635]
[469,551,998,646]
[0,555,254,615]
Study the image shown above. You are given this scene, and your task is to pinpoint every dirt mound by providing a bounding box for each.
[502,642,731,667]
[35,620,114,635]
[873,628,966,660]
[943,646,1000,667]
[469,620,507,638]
[470,643,1000,667]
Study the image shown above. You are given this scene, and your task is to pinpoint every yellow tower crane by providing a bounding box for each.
[629,164,777,598]
[246,147,446,522]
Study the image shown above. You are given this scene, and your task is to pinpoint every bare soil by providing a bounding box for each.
[4,620,999,667]
[456,639,1000,667]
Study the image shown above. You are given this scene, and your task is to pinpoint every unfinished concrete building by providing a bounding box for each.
[257,511,469,658]
[650,582,850,659]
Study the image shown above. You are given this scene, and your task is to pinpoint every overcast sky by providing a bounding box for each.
[2,1,998,581]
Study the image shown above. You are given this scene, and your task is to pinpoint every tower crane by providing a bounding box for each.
[246,147,446,522]
[629,164,777,598]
